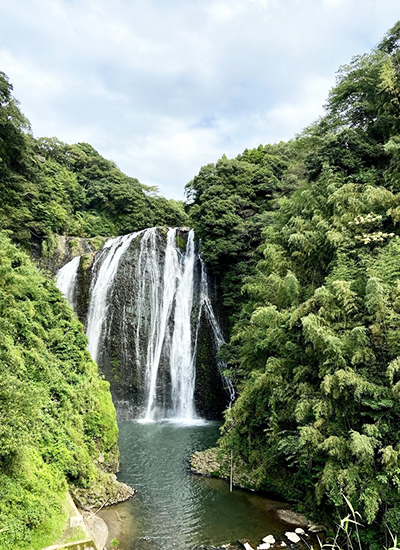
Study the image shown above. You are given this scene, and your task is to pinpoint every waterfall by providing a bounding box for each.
[135,228,197,421]
[86,232,140,363]
[198,260,236,405]
[56,256,80,312]
[169,231,196,420]
[55,227,232,422]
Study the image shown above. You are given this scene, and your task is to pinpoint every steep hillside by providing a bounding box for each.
[186,21,400,546]
[0,232,123,549]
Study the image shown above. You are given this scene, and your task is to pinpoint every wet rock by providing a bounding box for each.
[308,524,327,533]
[275,510,308,527]
[190,448,221,476]
[71,476,135,509]
[190,448,257,490]
[294,528,305,535]
[32,234,100,277]
[285,532,301,544]
[262,535,275,544]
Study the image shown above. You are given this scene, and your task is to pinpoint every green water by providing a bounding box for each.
[114,420,291,550]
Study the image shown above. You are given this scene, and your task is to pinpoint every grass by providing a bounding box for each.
[296,496,400,550]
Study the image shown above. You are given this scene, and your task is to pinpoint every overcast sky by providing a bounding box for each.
[0,1,398,199]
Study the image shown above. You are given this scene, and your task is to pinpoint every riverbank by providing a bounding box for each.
[97,500,138,550]
[70,472,135,510]
[190,448,326,550]
[190,447,258,491]
[43,493,103,550]
[43,477,135,550]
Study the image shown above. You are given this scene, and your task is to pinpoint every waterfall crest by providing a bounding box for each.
[56,227,231,422]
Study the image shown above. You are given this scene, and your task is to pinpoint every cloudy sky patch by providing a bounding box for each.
[0,0,398,198]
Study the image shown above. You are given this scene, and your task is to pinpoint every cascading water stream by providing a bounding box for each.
[56,255,80,311]
[198,260,236,405]
[136,228,182,421]
[86,232,139,363]
[136,228,197,422]
[168,230,196,420]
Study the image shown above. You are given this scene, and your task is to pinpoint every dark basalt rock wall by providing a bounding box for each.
[31,234,103,277]
[194,310,227,419]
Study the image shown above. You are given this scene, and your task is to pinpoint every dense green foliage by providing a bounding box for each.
[186,22,400,547]
[0,71,187,249]
[0,231,119,549]
[185,144,296,326]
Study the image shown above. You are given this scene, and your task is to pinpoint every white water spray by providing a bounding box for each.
[136,228,198,421]
[198,260,236,405]
[168,230,196,420]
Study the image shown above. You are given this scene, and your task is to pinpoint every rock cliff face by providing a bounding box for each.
[56,227,230,421]
[31,234,105,277]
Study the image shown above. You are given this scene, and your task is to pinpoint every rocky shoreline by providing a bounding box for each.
[73,477,136,550]
[190,447,258,490]
[71,475,135,510]
[193,524,326,550]
[43,482,136,550]
[190,449,326,550]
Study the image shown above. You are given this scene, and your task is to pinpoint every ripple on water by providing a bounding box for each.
[114,420,291,550]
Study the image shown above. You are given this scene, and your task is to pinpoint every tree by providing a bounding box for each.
[185,145,291,326]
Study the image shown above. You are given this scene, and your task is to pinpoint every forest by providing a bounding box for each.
[186,21,400,547]
[1,19,400,550]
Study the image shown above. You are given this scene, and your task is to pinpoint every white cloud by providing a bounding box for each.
[0,0,398,199]
[0,51,67,98]
[264,74,334,137]
[207,0,275,21]
[322,0,346,8]
[88,80,128,103]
